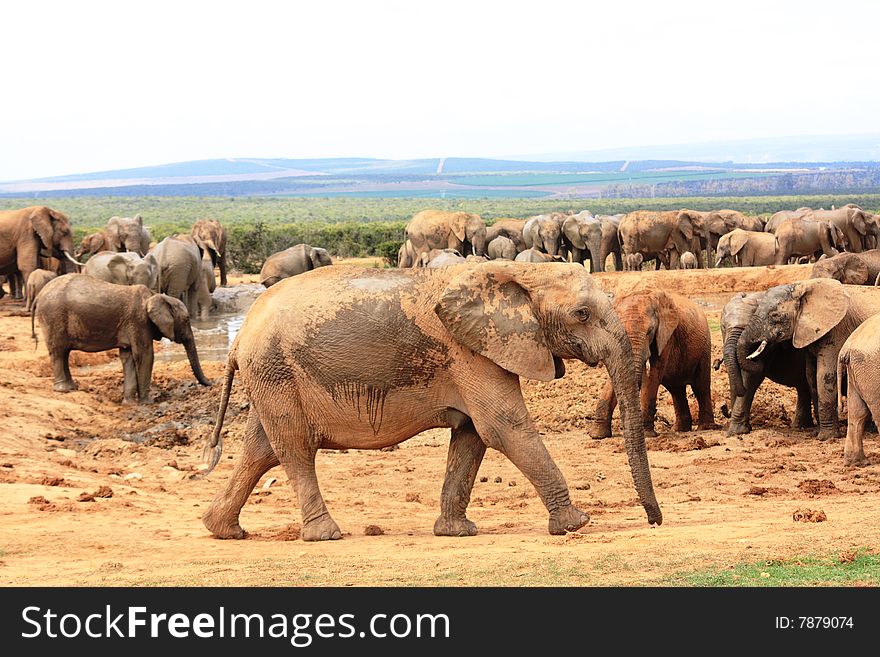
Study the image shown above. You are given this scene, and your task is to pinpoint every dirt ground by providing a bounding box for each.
[2,265,879,586]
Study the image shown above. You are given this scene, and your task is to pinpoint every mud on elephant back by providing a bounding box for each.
[199,262,662,542]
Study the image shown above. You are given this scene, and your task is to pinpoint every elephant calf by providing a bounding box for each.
[679,251,698,269]
[25,269,57,312]
[592,290,715,438]
[838,314,880,466]
[83,251,159,290]
[32,275,211,403]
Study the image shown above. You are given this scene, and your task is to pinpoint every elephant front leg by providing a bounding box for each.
[814,349,842,440]
[219,254,228,287]
[434,422,486,537]
[640,366,663,436]
[668,386,693,432]
[120,348,139,402]
[590,379,616,439]
[133,346,155,403]
[203,410,281,538]
[51,349,77,392]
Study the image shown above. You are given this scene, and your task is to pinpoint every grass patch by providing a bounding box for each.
[665,548,880,586]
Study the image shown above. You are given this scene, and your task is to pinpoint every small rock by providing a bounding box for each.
[380,445,399,452]
[78,492,95,502]
[94,486,113,499]
[28,496,50,505]
[494,476,502,483]
[575,483,591,491]
[508,481,517,487]
[123,473,143,481]
[166,460,179,469]
[364,525,384,536]
[41,476,64,487]
[405,492,421,503]
[479,476,488,483]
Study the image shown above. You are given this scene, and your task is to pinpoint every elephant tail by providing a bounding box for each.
[200,356,238,476]
[838,349,849,416]
[30,298,38,349]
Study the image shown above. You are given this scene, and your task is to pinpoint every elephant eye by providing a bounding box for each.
[573,307,591,322]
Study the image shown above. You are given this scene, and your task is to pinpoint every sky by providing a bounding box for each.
[1,0,878,180]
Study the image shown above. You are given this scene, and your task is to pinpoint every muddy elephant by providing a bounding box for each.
[75,232,111,259]
[200,262,662,541]
[200,248,217,297]
[485,219,527,253]
[106,215,151,256]
[24,269,57,312]
[811,250,880,285]
[150,235,213,320]
[0,206,81,289]
[523,213,568,257]
[807,207,879,253]
[83,251,159,290]
[406,210,487,258]
[487,236,518,260]
[32,275,210,402]
[619,210,697,270]
[737,279,880,440]
[592,290,715,438]
[397,240,417,268]
[191,218,229,286]
[259,244,333,288]
[514,248,566,263]
[764,208,813,233]
[695,210,766,267]
[773,218,844,265]
[715,229,778,267]
[720,292,816,436]
[561,211,600,268]
[838,314,880,465]
[679,251,698,269]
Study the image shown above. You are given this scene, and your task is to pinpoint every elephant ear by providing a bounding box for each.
[30,208,55,251]
[435,264,555,381]
[792,279,850,348]
[449,213,468,243]
[677,214,694,242]
[728,230,749,256]
[106,217,123,250]
[146,295,176,340]
[654,292,681,355]
[107,254,130,283]
[133,214,143,226]
[842,258,869,285]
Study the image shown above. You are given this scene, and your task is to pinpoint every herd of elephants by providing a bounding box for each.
[2,203,880,542]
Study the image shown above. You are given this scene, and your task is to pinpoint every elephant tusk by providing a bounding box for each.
[874,272,880,286]
[63,251,85,267]
[746,340,767,360]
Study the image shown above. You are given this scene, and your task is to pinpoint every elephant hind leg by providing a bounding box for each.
[843,376,870,467]
[668,385,693,432]
[203,408,280,539]
[434,421,486,537]
[693,358,717,430]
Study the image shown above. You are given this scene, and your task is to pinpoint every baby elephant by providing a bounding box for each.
[679,251,698,269]
[623,253,644,271]
[514,248,566,263]
[32,275,211,403]
[25,269,57,311]
[592,289,715,437]
[838,314,880,466]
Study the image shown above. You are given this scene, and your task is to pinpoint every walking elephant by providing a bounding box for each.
[523,213,567,257]
[720,292,816,436]
[811,250,880,285]
[191,218,229,286]
[485,219,527,253]
[200,262,662,541]
[592,290,715,438]
[24,269,57,312]
[151,235,213,320]
[487,236,518,260]
[259,244,333,287]
[618,210,698,270]
[514,248,567,263]
[0,206,81,289]
[83,251,159,290]
[773,218,845,265]
[838,314,880,465]
[715,229,778,267]
[737,279,880,440]
[405,210,487,258]
[32,275,210,402]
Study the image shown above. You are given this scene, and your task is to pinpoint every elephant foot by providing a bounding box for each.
[817,428,842,441]
[202,507,248,540]
[698,421,720,431]
[53,380,77,393]
[589,422,612,440]
[302,514,342,542]
[433,515,478,537]
[726,422,752,436]
[548,505,590,535]
[844,453,869,468]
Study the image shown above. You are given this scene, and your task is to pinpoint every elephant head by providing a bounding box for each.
[107,215,148,255]
[75,232,108,258]
[562,212,601,258]
[449,212,487,256]
[106,252,159,290]
[848,207,880,240]
[810,253,870,285]
[309,246,333,269]
[715,229,754,266]
[624,253,643,271]
[435,262,662,525]
[738,279,849,374]
[614,290,683,386]
[30,207,80,273]
[146,293,211,387]
[533,216,563,256]
[397,240,416,268]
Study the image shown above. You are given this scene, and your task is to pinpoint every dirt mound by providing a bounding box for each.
[798,479,838,496]
[793,508,827,522]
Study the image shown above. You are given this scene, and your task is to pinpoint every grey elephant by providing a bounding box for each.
[764,208,813,233]
[191,218,229,286]
[106,215,152,256]
[260,244,333,287]
[774,218,845,264]
[200,262,662,541]
[31,275,210,402]
[807,206,879,253]
[486,236,518,260]
[150,235,213,320]
[83,251,159,290]
[679,251,698,269]
[523,213,567,257]
[811,250,880,285]
[485,219,527,252]
[720,292,816,436]
[24,269,57,312]
[838,314,880,465]
[715,229,778,267]
[561,211,602,269]
[623,253,644,271]
[405,210,487,258]
[514,248,567,263]
[737,278,880,440]
[200,248,217,296]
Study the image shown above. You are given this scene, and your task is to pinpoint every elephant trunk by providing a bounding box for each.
[737,330,764,374]
[601,313,662,525]
[183,336,211,386]
[543,237,558,257]
[724,325,747,398]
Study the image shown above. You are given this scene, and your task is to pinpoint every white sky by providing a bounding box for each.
[1,0,878,180]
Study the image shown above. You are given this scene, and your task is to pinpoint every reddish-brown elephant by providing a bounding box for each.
[0,206,81,289]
